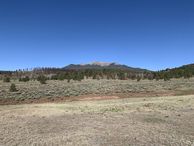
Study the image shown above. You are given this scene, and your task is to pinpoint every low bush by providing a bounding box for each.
[19,76,30,82]
[37,75,47,84]
[10,83,17,92]
[3,77,10,82]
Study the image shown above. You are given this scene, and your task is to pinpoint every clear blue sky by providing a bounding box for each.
[0,0,194,71]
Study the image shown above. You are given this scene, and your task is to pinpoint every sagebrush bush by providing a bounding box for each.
[37,75,47,84]
[3,77,10,82]
[19,76,30,82]
[10,83,17,92]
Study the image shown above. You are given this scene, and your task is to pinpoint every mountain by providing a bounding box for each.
[161,63,194,73]
[154,63,194,80]
[1,62,194,81]
[177,63,194,69]
[63,62,149,72]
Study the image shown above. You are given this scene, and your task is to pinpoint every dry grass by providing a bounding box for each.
[0,78,194,100]
[0,95,194,146]
[1,78,194,145]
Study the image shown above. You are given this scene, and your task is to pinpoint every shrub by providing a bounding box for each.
[164,75,170,81]
[184,71,192,79]
[19,76,30,82]
[137,77,141,82]
[10,83,17,92]
[3,77,10,82]
[37,75,47,84]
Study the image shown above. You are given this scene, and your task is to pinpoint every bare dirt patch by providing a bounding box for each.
[0,91,176,105]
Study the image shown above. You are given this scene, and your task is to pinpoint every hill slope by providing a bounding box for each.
[155,63,194,79]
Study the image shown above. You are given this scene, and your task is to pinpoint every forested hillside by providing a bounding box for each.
[0,63,194,82]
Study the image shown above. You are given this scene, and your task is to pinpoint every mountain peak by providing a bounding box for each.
[64,61,148,72]
[80,61,119,67]
[89,61,117,66]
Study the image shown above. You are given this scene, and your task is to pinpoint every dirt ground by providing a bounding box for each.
[0,95,194,146]
[0,91,176,105]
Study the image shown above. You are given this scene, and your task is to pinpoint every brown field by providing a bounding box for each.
[1,79,194,145]
[1,78,194,104]
[0,95,194,146]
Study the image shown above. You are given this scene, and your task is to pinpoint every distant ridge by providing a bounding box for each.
[63,61,149,72]
[1,62,194,81]
[1,62,194,73]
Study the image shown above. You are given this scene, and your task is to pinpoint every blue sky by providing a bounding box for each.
[0,0,194,71]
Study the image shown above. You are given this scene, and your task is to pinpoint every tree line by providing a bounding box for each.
[1,64,194,83]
